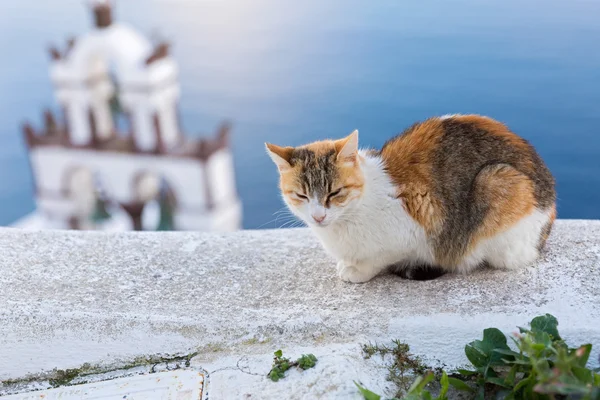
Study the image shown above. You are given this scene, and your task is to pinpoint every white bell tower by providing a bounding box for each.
[17,0,242,233]
[49,0,182,152]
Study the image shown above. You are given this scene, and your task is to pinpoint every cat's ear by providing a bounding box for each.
[335,130,359,164]
[265,143,294,172]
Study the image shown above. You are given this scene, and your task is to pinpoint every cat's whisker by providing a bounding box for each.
[278,220,299,229]
[256,212,297,229]
[273,211,296,220]
[273,208,291,216]
[255,219,280,229]
[278,217,305,229]
[275,213,296,221]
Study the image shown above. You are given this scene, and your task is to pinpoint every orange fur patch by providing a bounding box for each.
[332,150,364,205]
[468,164,536,251]
[279,163,304,200]
[382,118,445,233]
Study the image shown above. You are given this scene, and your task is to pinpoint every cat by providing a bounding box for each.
[265,114,556,283]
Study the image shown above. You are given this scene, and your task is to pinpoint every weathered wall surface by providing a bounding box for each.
[1,221,599,397]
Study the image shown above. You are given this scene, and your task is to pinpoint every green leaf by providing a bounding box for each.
[407,372,435,394]
[517,326,529,334]
[493,349,522,358]
[274,349,283,358]
[512,376,533,395]
[354,381,381,400]
[438,371,449,399]
[268,369,284,382]
[572,366,594,385]
[465,345,488,369]
[505,364,518,386]
[530,314,561,341]
[457,369,477,376]
[465,328,512,370]
[482,327,510,350]
[422,391,433,400]
[504,358,530,365]
[280,360,290,372]
[297,354,318,370]
[475,385,485,400]
[448,377,474,392]
[486,377,511,388]
[531,330,553,348]
[572,344,592,367]
[534,382,593,396]
[531,343,546,352]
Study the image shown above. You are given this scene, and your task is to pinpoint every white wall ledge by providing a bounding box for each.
[1,220,599,397]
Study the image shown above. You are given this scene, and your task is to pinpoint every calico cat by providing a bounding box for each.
[266,114,556,283]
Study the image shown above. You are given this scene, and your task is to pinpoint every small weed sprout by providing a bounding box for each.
[267,350,318,382]
[362,340,433,397]
[297,354,318,370]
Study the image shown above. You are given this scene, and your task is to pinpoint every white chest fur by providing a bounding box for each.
[310,151,433,281]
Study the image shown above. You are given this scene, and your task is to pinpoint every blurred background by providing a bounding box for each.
[0,0,598,231]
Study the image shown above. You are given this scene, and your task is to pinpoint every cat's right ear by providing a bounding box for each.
[265,143,294,172]
[335,129,359,165]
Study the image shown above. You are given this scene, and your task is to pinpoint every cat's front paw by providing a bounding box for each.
[338,264,372,284]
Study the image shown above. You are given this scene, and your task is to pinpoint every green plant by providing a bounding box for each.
[267,350,318,382]
[268,350,291,382]
[356,314,600,400]
[355,370,467,400]
[362,340,434,396]
[462,314,600,399]
[297,354,318,370]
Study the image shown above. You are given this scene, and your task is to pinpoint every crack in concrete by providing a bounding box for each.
[208,355,266,378]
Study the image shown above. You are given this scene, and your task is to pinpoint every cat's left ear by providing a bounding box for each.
[265,143,294,172]
[335,130,359,164]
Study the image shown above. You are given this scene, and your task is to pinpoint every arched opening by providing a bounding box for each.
[91,174,133,231]
[62,167,133,231]
[63,167,96,230]
[132,172,178,231]
[155,179,177,231]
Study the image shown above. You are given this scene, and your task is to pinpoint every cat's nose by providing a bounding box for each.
[312,214,326,223]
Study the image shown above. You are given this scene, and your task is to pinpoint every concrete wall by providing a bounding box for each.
[1,220,599,397]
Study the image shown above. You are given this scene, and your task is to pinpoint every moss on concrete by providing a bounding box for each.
[1,351,201,394]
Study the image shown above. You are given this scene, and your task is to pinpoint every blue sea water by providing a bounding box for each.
[0,0,598,229]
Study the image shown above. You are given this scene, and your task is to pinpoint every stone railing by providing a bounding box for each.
[1,220,599,398]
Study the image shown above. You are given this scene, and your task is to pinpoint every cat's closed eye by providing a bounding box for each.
[327,188,342,201]
[295,193,308,200]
